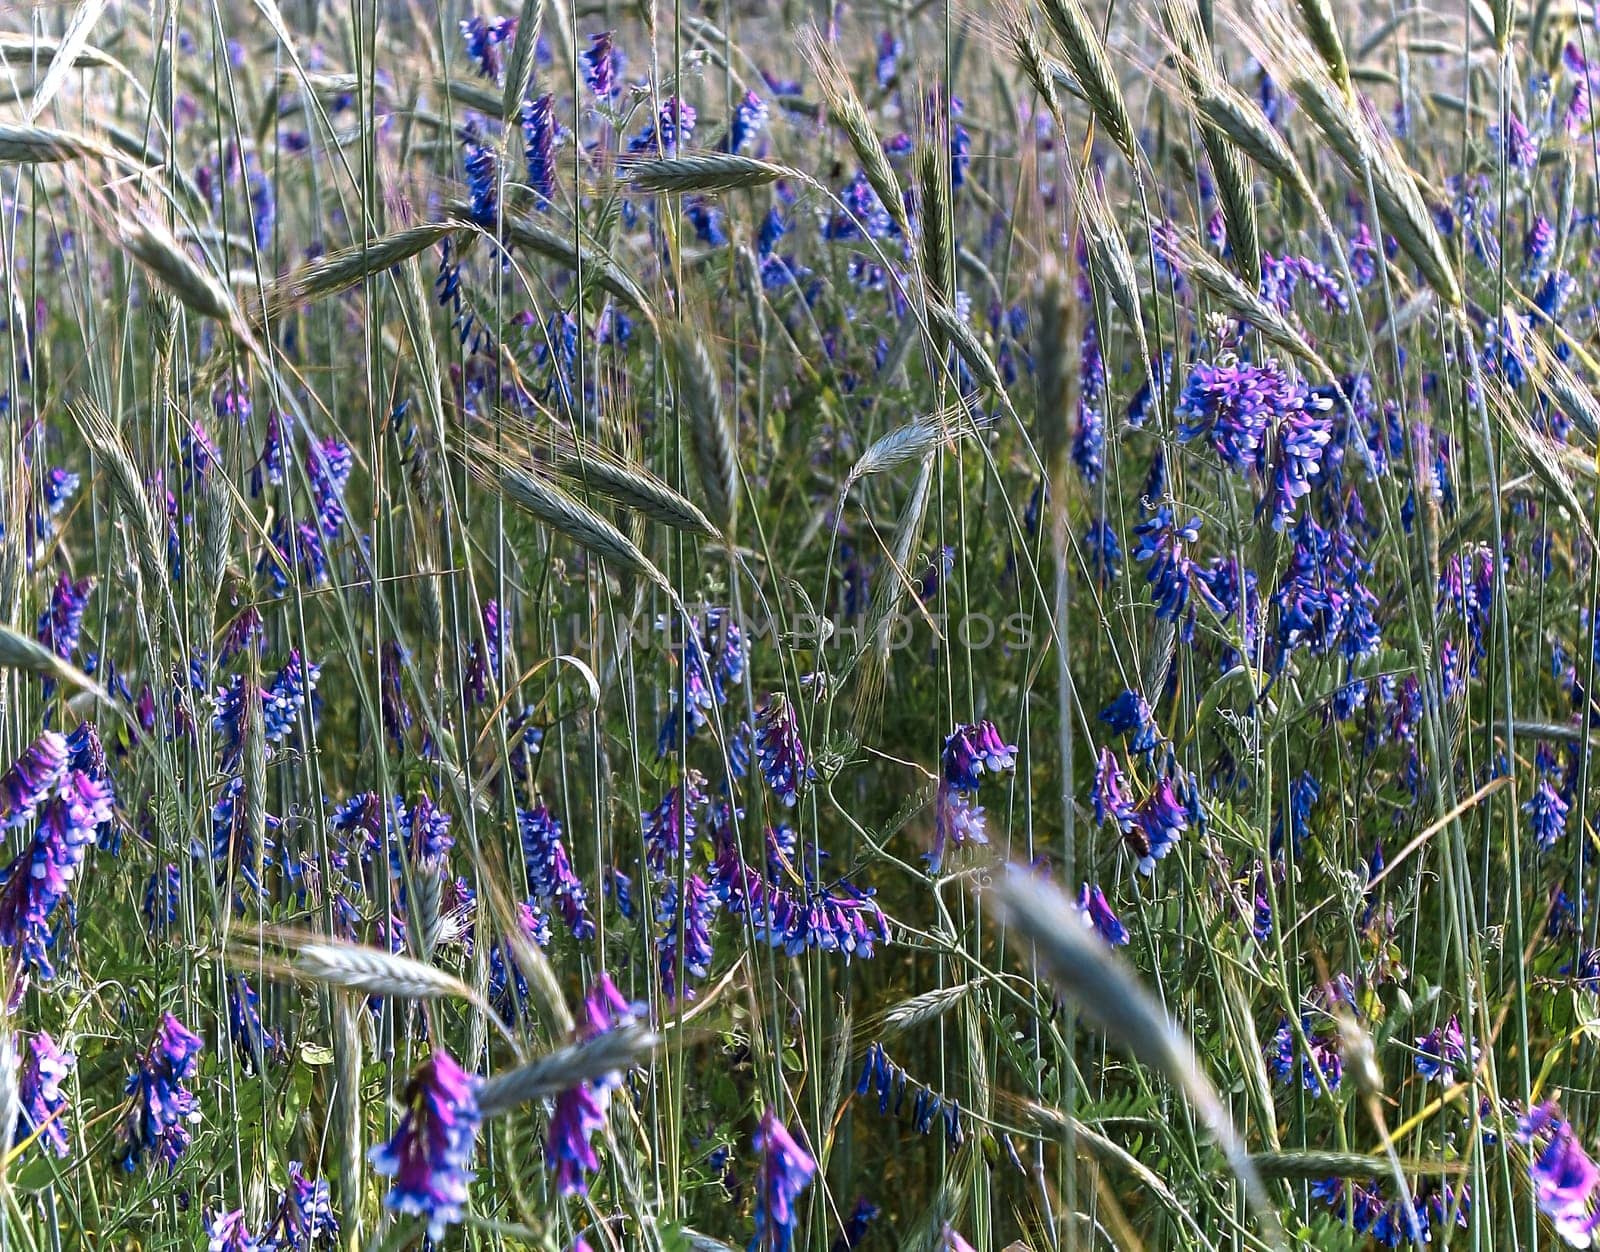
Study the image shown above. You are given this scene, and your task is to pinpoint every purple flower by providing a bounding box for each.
[1520,1104,1600,1246]
[228,974,279,1074]
[41,466,79,517]
[1414,1015,1478,1085]
[15,1030,73,1157]
[0,731,68,829]
[1099,690,1157,754]
[308,437,352,536]
[1267,1018,1342,1095]
[629,96,696,155]
[752,1109,816,1252]
[728,91,770,154]
[144,862,181,930]
[1492,111,1539,170]
[37,572,92,661]
[942,721,1017,790]
[218,606,264,664]
[1131,777,1187,873]
[463,131,500,227]
[755,694,809,806]
[1526,778,1570,851]
[581,32,616,99]
[460,15,515,81]
[1262,400,1334,530]
[1526,214,1556,277]
[264,649,319,745]
[1084,516,1122,583]
[657,872,716,1000]
[115,1012,203,1172]
[1078,883,1129,945]
[832,1198,880,1251]
[519,803,594,939]
[522,93,559,208]
[0,766,113,981]
[876,31,903,87]
[657,608,745,752]
[267,1161,339,1250]
[206,1209,261,1252]
[1072,321,1106,483]
[396,793,454,868]
[1259,254,1348,314]
[929,781,987,871]
[939,1226,977,1252]
[643,772,708,877]
[547,973,639,1195]
[1092,747,1136,831]
[1177,358,1290,471]
[368,1048,483,1241]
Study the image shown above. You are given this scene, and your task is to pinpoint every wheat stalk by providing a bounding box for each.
[879,981,976,1036]
[292,942,478,1002]
[1038,0,1140,165]
[1033,261,1078,476]
[250,221,461,322]
[478,1024,661,1118]
[917,144,953,309]
[625,154,790,195]
[803,31,911,240]
[666,324,739,533]
[117,215,240,327]
[473,449,674,591]
[495,208,654,315]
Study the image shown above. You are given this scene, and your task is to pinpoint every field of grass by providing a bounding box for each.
[5,0,1600,1248]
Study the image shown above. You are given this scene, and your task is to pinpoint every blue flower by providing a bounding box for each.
[751,1109,816,1252]
[727,90,769,154]
[15,1030,73,1158]
[755,694,810,806]
[267,1161,338,1250]
[519,803,594,939]
[1099,690,1158,754]
[115,1012,203,1172]
[1525,778,1570,851]
[368,1048,483,1241]
[1133,508,1203,628]
[1077,883,1128,945]
[657,873,717,1000]
[522,93,560,208]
